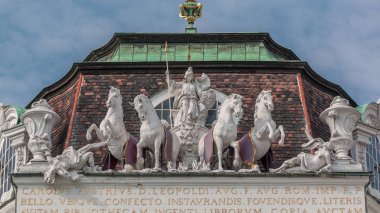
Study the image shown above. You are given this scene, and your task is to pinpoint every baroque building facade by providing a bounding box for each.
[0,32,379,212]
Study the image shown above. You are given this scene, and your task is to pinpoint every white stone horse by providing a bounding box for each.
[198,94,244,171]
[238,90,285,172]
[132,94,180,170]
[86,87,133,169]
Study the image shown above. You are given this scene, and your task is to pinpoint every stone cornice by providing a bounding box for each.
[354,122,379,144]
[13,172,371,185]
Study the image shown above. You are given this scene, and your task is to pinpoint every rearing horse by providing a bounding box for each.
[238,90,285,172]
[198,93,244,171]
[132,94,180,170]
[86,86,137,170]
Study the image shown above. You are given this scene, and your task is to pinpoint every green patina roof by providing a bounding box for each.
[356,104,369,114]
[97,42,286,62]
[12,106,27,125]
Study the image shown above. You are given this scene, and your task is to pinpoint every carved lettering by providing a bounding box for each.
[316,187,336,195]
[16,184,365,213]
[284,186,309,195]
[21,209,58,213]
[215,187,238,195]
[256,187,278,195]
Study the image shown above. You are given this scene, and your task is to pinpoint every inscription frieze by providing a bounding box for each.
[16,177,366,213]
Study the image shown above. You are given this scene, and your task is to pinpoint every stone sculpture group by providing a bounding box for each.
[13,67,363,183]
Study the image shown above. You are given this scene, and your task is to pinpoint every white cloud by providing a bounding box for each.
[0,0,379,106]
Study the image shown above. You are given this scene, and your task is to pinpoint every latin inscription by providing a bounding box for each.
[17,184,365,213]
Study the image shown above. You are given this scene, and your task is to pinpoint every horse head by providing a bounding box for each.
[106,86,122,108]
[132,94,153,122]
[256,90,274,111]
[224,93,244,119]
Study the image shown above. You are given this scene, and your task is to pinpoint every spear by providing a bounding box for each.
[165,42,173,128]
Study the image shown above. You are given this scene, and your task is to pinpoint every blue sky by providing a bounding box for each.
[0,0,379,107]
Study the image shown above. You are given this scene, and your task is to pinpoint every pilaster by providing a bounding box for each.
[352,122,378,171]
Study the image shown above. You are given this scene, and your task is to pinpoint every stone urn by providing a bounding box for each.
[21,99,61,162]
[320,96,360,161]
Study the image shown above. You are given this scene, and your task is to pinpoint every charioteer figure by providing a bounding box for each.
[165,67,213,127]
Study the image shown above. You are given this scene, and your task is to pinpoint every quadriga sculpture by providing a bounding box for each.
[132,94,181,171]
[238,90,285,172]
[86,86,137,170]
[198,94,244,171]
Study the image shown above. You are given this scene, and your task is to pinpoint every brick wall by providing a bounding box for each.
[68,71,309,167]
[302,76,334,142]
[48,77,79,156]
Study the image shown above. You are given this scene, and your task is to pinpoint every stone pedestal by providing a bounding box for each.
[330,160,364,172]
[185,27,197,33]
[18,161,52,173]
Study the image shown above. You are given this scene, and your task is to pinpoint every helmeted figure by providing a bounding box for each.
[166,67,213,127]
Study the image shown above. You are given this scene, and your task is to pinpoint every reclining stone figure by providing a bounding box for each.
[44,144,97,184]
[269,126,332,173]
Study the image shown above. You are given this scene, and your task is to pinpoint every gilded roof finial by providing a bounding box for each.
[179,0,202,33]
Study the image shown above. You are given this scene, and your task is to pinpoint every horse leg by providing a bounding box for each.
[198,135,205,164]
[170,136,180,170]
[94,126,107,141]
[214,137,224,171]
[273,125,285,146]
[136,140,146,170]
[230,141,240,168]
[87,124,107,142]
[105,120,120,139]
[267,122,275,139]
[256,124,268,139]
[153,138,162,170]
[86,124,96,140]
